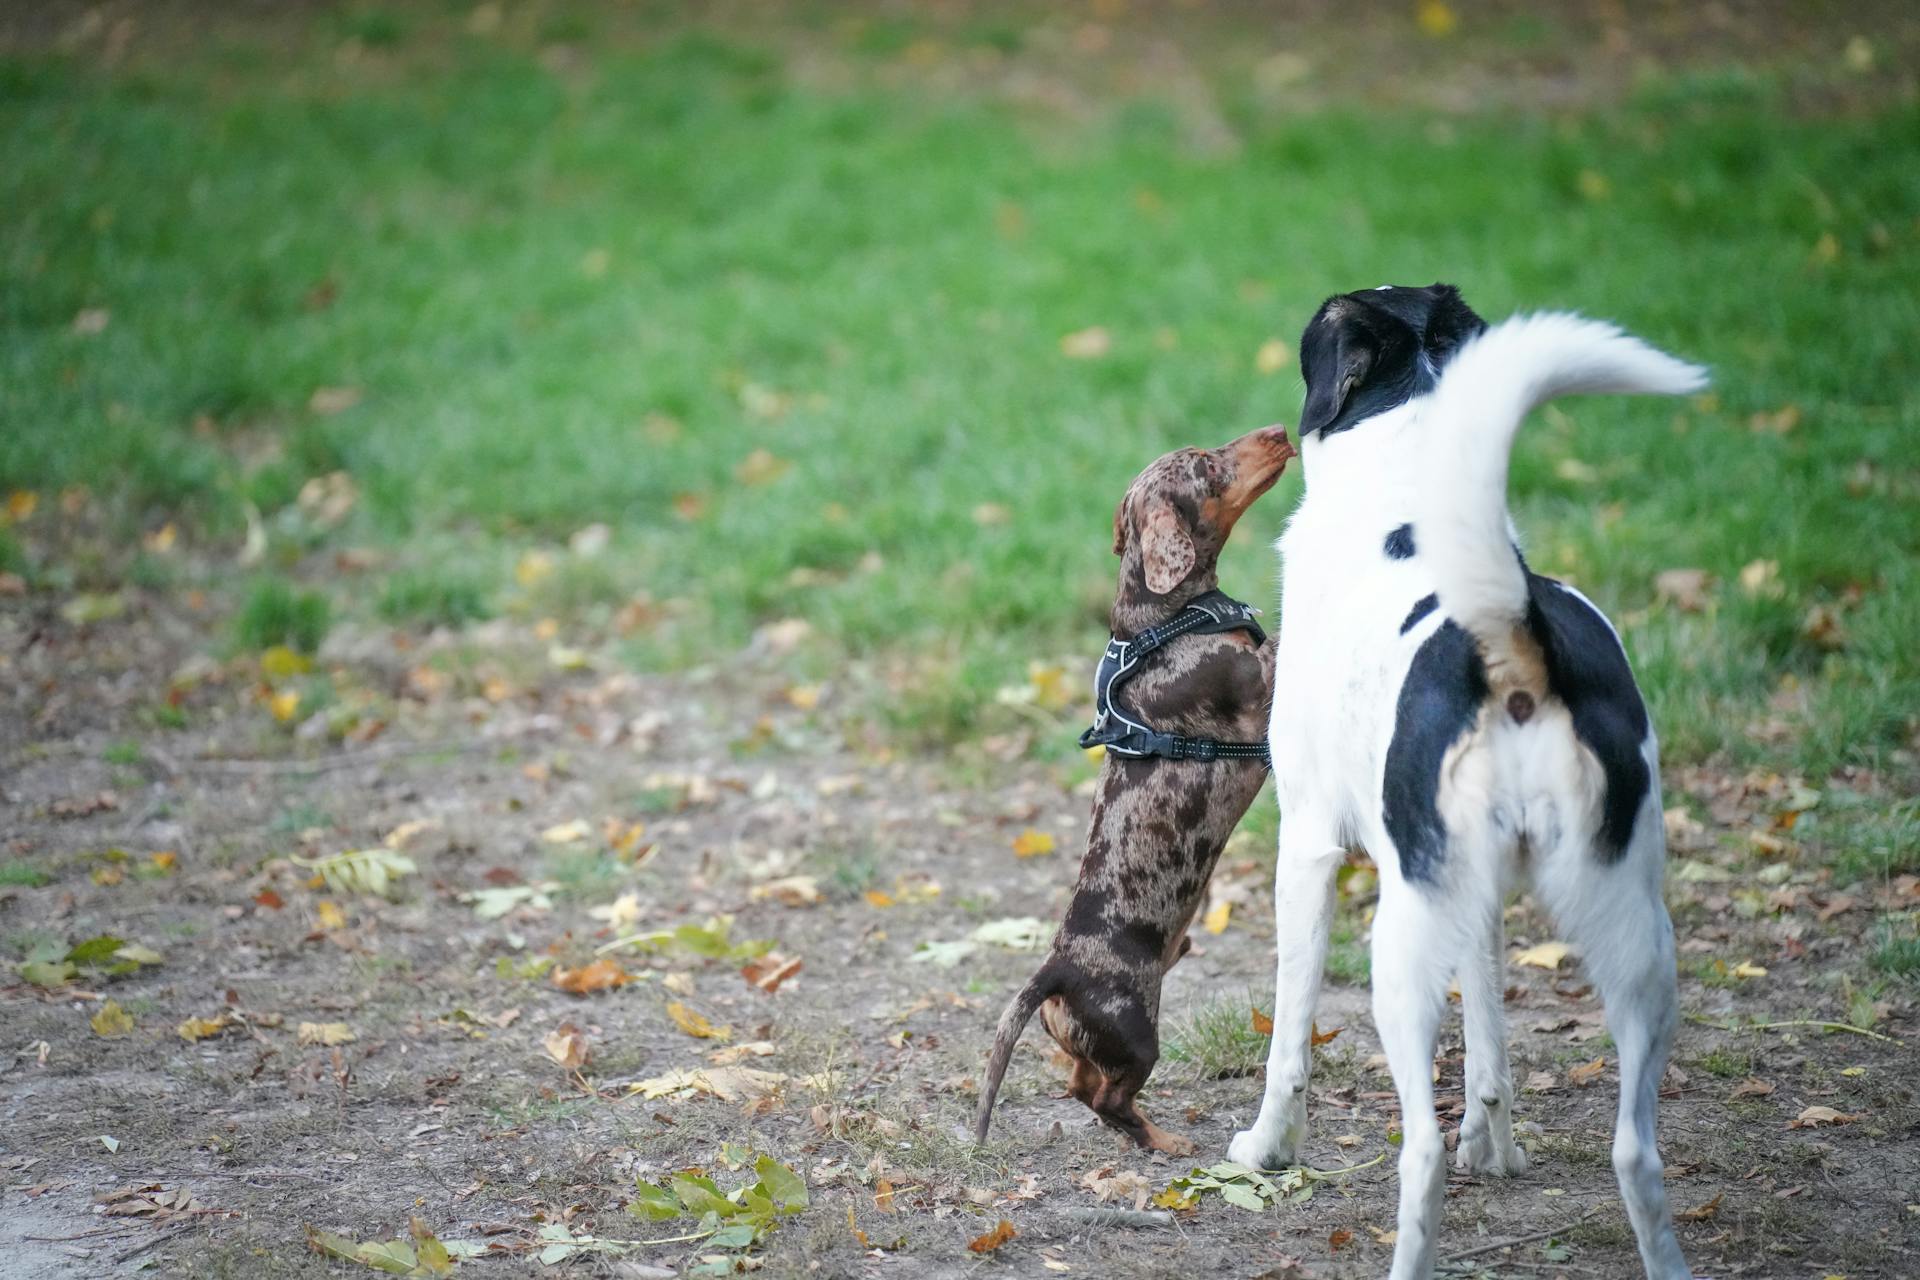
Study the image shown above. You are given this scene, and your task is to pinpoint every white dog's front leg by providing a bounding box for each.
[1228,818,1343,1170]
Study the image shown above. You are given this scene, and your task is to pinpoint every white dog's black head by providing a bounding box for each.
[1297,283,1487,439]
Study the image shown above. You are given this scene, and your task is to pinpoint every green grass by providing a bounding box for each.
[3,11,1918,779]
[376,569,492,628]
[1163,992,1271,1078]
[0,861,53,889]
[232,577,332,654]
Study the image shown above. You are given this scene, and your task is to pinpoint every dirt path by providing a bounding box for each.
[3,595,1916,1278]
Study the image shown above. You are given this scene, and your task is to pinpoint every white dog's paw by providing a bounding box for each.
[1454,1127,1530,1177]
[1227,1127,1295,1171]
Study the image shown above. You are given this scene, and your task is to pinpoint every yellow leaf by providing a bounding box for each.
[1809,232,1840,265]
[863,889,895,908]
[298,1022,356,1046]
[666,1000,732,1041]
[5,490,37,523]
[143,522,177,553]
[1028,662,1072,711]
[1202,900,1231,934]
[587,892,644,928]
[147,851,177,874]
[177,1013,231,1042]
[1083,743,1106,763]
[514,550,554,587]
[1415,0,1458,38]
[752,875,823,907]
[1059,326,1111,359]
[785,683,822,710]
[1011,828,1056,858]
[91,1000,134,1037]
[1790,1104,1859,1129]
[1254,339,1290,375]
[1511,941,1572,970]
[316,899,347,930]
[93,865,124,887]
[1577,169,1612,201]
[268,690,302,723]
[1731,959,1768,979]
[541,819,592,844]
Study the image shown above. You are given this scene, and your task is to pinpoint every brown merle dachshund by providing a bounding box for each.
[974,424,1294,1154]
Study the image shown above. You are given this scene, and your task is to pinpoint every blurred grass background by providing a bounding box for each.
[3,0,1917,788]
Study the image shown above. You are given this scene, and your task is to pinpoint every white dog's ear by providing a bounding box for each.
[1139,502,1195,595]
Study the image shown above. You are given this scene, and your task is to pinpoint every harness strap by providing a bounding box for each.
[1078,589,1270,767]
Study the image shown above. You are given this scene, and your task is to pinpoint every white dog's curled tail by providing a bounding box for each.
[1415,312,1708,653]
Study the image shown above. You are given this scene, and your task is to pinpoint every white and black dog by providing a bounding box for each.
[1228,284,1706,1280]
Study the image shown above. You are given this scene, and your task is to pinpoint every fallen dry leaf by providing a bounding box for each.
[176,1014,232,1043]
[1654,568,1714,613]
[1511,941,1573,970]
[91,1001,134,1038]
[968,1220,1018,1253]
[751,875,823,907]
[1011,829,1056,858]
[627,1066,787,1102]
[666,1000,732,1041]
[1311,1023,1343,1047]
[708,1040,777,1065]
[1729,1077,1775,1099]
[1059,326,1111,359]
[735,448,791,486]
[1202,900,1232,934]
[1789,1105,1859,1129]
[1251,1006,1274,1035]
[542,1023,590,1071]
[874,1179,898,1213]
[552,958,631,995]
[540,818,592,844]
[1567,1057,1608,1088]
[1676,1191,1724,1222]
[1731,960,1768,979]
[1329,1228,1353,1252]
[297,1022,356,1047]
[741,954,804,994]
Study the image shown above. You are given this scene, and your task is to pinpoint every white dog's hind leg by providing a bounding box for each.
[1373,881,1458,1280]
[1455,902,1528,1176]
[1227,814,1342,1171]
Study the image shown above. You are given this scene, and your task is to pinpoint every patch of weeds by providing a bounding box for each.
[126,552,175,591]
[522,554,628,618]
[1870,926,1920,980]
[1325,920,1371,985]
[232,577,331,653]
[99,740,143,766]
[1695,1046,1752,1078]
[270,802,331,834]
[0,861,53,888]
[0,527,29,578]
[1164,992,1269,1079]
[820,846,880,898]
[1828,799,1920,883]
[144,702,189,730]
[545,848,627,898]
[377,570,492,629]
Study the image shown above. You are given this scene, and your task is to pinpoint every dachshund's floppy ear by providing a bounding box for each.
[1138,501,1196,595]
[1299,302,1378,438]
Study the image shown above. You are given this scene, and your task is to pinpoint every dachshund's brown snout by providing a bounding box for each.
[1214,424,1296,527]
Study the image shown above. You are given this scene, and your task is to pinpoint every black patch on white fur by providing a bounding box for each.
[1524,574,1651,860]
[1384,523,1416,559]
[1400,593,1438,634]
[1383,619,1488,883]
[1298,284,1487,438]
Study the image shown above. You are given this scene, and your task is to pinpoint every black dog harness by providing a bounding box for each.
[1078,589,1270,765]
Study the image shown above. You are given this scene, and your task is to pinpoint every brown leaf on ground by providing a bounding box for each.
[542,1023,590,1070]
[1251,1006,1274,1035]
[1329,1228,1354,1251]
[1676,1192,1724,1222]
[1311,1023,1342,1047]
[741,953,803,994]
[1567,1057,1608,1088]
[1654,568,1714,612]
[1789,1105,1860,1129]
[751,875,822,907]
[297,1022,355,1046]
[1730,1077,1774,1099]
[551,958,631,995]
[874,1179,898,1213]
[968,1220,1017,1253]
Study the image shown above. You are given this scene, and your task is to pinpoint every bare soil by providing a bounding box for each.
[3,586,1917,1280]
